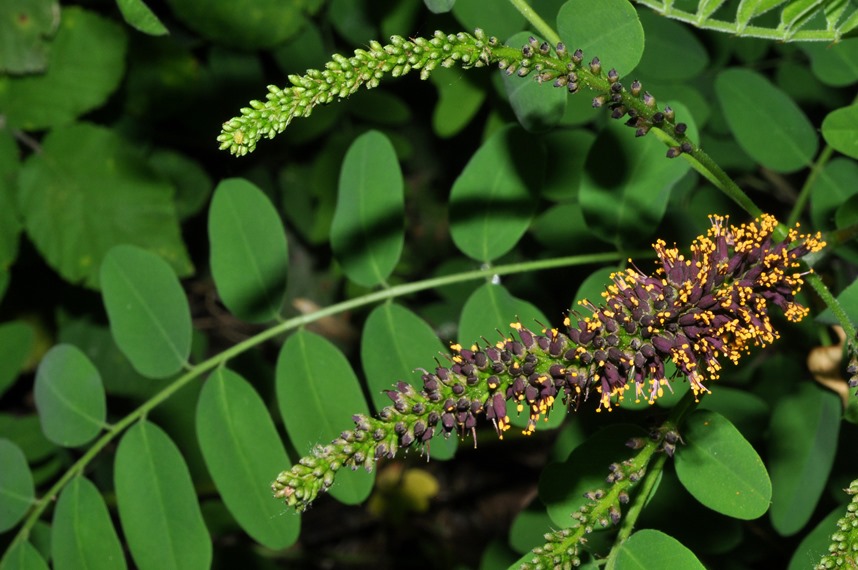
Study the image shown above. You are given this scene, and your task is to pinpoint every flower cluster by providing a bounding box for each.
[272,214,824,511]
[219,31,691,157]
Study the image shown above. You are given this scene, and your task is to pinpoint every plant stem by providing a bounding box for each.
[8,250,635,549]
[632,0,849,41]
[610,390,699,553]
[506,0,561,45]
[789,144,835,228]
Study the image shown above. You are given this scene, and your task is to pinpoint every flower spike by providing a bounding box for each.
[272,214,824,511]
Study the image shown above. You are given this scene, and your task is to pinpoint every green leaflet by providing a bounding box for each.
[115,0,168,35]
[0,541,48,570]
[114,421,212,570]
[431,67,486,138]
[101,245,192,379]
[0,0,58,74]
[52,477,127,570]
[715,68,818,173]
[0,439,34,532]
[276,330,374,505]
[0,321,34,399]
[768,384,841,535]
[18,123,192,289]
[501,32,567,133]
[822,104,858,159]
[449,125,544,262]
[557,0,645,77]
[540,424,647,527]
[579,102,696,249]
[360,303,456,460]
[0,7,126,130]
[331,130,404,287]
[196,368,300,549]
[607,529,705,570]
[34,344,106,447]
[675,410,772,520]
[209,178,289,323]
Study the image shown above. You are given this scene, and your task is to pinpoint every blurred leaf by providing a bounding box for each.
[579,103,696,248]
[431,68,486,138]
[116,0,167,35]
[164,0,314,49]
[698,386,770,441]
[801,39,858,87]
[810,158,858,231]
[360,303,446,411]
[101,245,192,379]
[822,104,858,159]
[768,384,841,535]
[52,477,127,570]
[817,278,858,327]
[0,128,21,301]
[540,424,646,526]
[675,410,771,520]
[787,506,843,570]
[209,178,288,323]
[715,68,818,173]
[0,0,58,74]
[737,0,790,28]
[329,0,375,44]
[0,7,126,130]
[18,123,192,288]
[0,541,48,570]
[34,344,106,446]
[501,32,567,133]
[452,0,524,40]
[607,529,705,570]
[557,0,645,77]
[449,125,544,262]
[540,129,596,202]
[0,439,34,532]
[508,501,555,554]
[115,421,212,570]
[637,10,709,81]
[196,368,300,550]
[0,414,57,463]
[0,321,34,398]
[148,149,212,221]
[331,130,404,287]
[424,0,455,14]
[346,90,411,126]
[276,330,374,505]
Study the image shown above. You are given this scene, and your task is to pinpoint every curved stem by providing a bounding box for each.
[788,145,835,228]
[8,250,635,549]
[507,0,561,45]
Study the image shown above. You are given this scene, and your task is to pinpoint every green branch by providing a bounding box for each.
[7,250,631,550]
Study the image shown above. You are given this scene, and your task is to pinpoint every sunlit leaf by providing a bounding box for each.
[34,344,106,446]
[822,104,858,159]
[449,125,544,262]
[52,477,127,570]
[276,330,374,504]
[331,130,404,287]
[196,368,300,549]
[115,421,211,570]
[209,178,288,323]
[675,410,771,520]
[0,0,58,74]
[101,245,192,378]
[608,529,705,570]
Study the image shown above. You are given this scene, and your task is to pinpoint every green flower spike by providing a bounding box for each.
[816,479,858,569]
[219,30,692,157]
[272,214,825,513]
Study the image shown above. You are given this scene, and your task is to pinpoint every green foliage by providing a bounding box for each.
[1,1,858,569]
